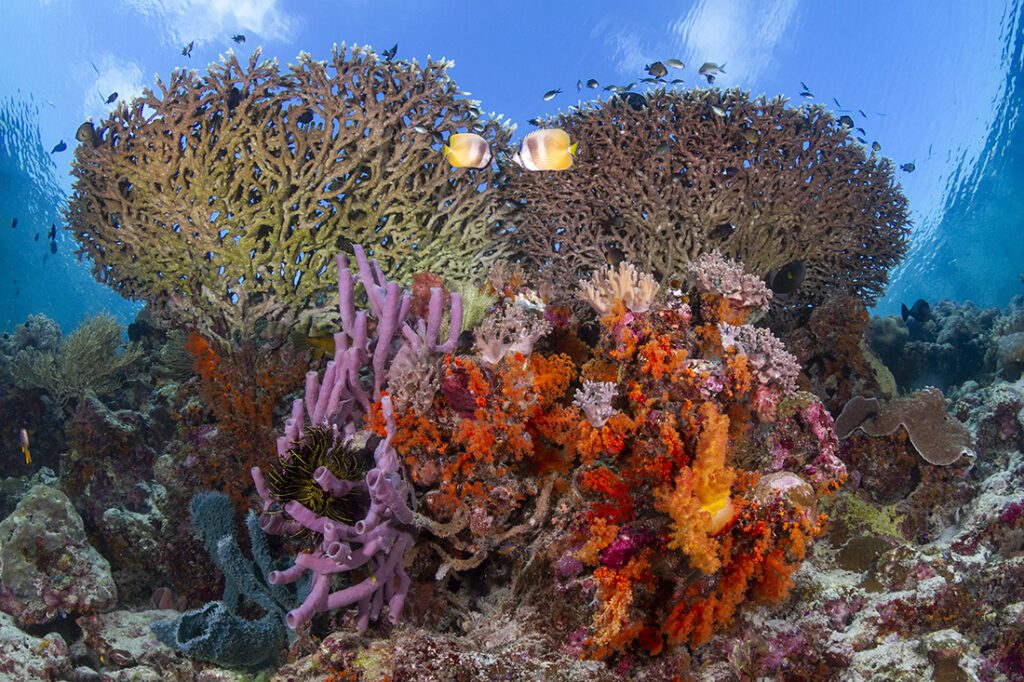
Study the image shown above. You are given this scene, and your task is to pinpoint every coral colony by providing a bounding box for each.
[2,43,1024,681]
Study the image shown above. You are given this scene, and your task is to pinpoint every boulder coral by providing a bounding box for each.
[67,45,514,338]
[502,88,910,324]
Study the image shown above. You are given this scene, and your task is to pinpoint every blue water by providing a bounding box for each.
[0,0,1021,331]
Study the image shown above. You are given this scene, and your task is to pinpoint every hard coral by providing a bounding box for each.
[68,45,513,337]
[504,88,909,325]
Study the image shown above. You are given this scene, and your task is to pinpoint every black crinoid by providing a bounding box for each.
[264,424,373,546]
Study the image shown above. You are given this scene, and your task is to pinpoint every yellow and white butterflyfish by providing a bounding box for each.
[443,133,493,169]
[512,128,578,171]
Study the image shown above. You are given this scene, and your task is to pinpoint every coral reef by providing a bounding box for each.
[67,46,514,338]
[7,313,142,408]
[502,89,909,325]
[870,298,1005,392]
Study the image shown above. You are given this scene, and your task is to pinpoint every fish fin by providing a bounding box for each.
[569,142,578,157]
[443,145,451,158]
[901,303,910,322]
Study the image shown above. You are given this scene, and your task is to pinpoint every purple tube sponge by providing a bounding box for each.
[254,396,414,630]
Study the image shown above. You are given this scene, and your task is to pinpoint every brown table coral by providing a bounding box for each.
[502,88,910,327]
[67,45,514,338]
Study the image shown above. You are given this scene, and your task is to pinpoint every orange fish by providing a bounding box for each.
[443,133,493,169]
[512,128,577,171]
[19,428,30,465]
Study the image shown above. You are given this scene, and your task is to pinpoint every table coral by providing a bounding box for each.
[503,88,909,326]
[67,45,514,337]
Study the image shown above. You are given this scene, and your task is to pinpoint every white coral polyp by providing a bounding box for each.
[578,261,659,316]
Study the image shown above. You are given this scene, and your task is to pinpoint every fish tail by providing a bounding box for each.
[22,445,30,465]
[569,142,578,156]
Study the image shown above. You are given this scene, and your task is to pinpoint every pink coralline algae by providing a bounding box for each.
[687,251,773,314]
[719,323,801,395]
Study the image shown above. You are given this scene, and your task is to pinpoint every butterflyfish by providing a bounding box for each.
[511,128,577,172]
[443,133,493,169]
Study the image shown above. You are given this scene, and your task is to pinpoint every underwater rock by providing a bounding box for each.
[871,299,1000,392]
[996,331,1024,380]
[0,610,71,679]
[77,609,187,675]
[0,484,116,626]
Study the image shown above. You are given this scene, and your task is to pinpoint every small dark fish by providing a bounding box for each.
[837,115,854,128]
[900,162,916,173]
[226,86,242,110]
[741,129,759,144]
[182,40,194,58]
[34,233,39,241]
[855,127,866,135]
[49,240,57,255]
[10,217,16,229]
[698,61,726,84]
[799,90,814,99]
[624,82,636,91]
[721,166,740,177]
[296,109,314,125]
[769,260,806,294]
[543,88,561,101]
[586,79,599,89]
[858,109,868,118]
[645,61,667,78]
[670,78,685,85]
[610,215,625,228]
[48,224,56,240]
[616,92,646,111]
[528,118,541,127]
[833,97,843,108]
[76,120,101,147]
[656,141,672,155]
[412,125,429,134]
[89,60,100,75]
[901,298,930,323]
[800,81,810,91]
[604,84,623,92]
[456,330,475,353]
[50,140,66,153]
[665,58,684,69]
[710,223,735,240]
[382,43,398,61]
[231,34,246,44]
[577,79,583,93]
[605,246,626,267]
[640,77,661,84]
[105,92,118,104]
[871,141,881,153]
[856,137,867,144]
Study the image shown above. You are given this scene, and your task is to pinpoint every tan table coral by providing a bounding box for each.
[67,45,513,338]
[503,88,910,327]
